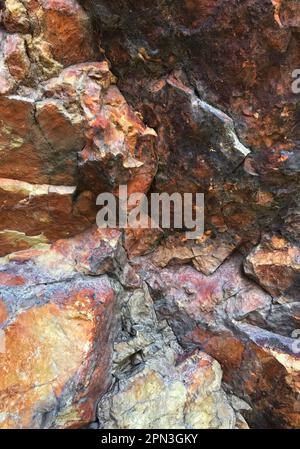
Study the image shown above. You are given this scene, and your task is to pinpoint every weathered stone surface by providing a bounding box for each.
[0,227,124,282]
[244,234,300,300]
[152,232,241,275]
[124,227,163,259]
[99,352,237,429]
[1,0,300,431]
[0,228,122,429]
[0,0,158,255]
[2,0,31,33]
[41,0,97,67]
[0,177,95,256]
[4,34,30,82]
[98,285,244,429]
[83,0,299,155]
[80,0,300,255]
[131,253,300,428]
[137,254,271,332]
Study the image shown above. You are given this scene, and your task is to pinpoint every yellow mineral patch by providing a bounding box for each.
[0,178,76,197]
[0,300,95,428]
[0,230,49,248]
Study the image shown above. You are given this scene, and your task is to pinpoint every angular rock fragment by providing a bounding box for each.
[244,234,300,300]
[124,227,163,259]
[152,233,241,275]
[4,34,30,82]
[192,233,241,275]
[99,352,237,429]
[0,178,91,256]
[0,227,124,282]
[40,0,97,67]
[2,0,30,33]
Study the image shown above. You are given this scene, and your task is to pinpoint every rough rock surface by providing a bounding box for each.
[0,0,300,429]
[0,0,157,255]
[0,228,122,428]
[132,254,300,428]
[98,285,248,429]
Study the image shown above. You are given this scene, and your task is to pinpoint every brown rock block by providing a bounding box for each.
[0,59,158,255]
[0,178,92,255]
[2,0,31,33]
[0,299,8,324]
[192,234,241,275]
[233,323,300,429]
[152,233,241,275]
[0,95,39,181]
[3,0,96,65]
[78,81,158,196]
[244,235,300,300]
[52,226,125,276]
[0,226,124,283]
[41,0,97,67]
[35,99,84,154]
[0,91,84,185]
[124,227,163,259]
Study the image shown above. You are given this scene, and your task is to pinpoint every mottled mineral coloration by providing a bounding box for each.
[0,0,299,429]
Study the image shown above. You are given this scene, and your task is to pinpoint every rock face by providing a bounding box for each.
[0,0,157,256]
[0,0,300,430]
[98,285,247,429]
[132,254,300,428]
[0,228,122,428]
[244,234,300,300]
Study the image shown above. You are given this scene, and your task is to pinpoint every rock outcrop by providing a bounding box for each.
[98,284,248,429]
[0,228,122,428]
[0,0,299,429]
[0,0,157,256]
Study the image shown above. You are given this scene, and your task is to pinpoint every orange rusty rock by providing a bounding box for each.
[35,100,84,155]
[0,300,8,324]
[0,237,119,428]
[184,328,245,384]
[0,0,157,257]
[42,0,97,66]
[0,290,111,428]
[124,227,163,259]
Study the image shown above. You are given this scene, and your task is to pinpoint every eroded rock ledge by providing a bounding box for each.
[0,0,299,429]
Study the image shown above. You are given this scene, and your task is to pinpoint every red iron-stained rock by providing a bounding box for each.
[0,0,157,256]
[1,0,300,430]
[0,228,122,428]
